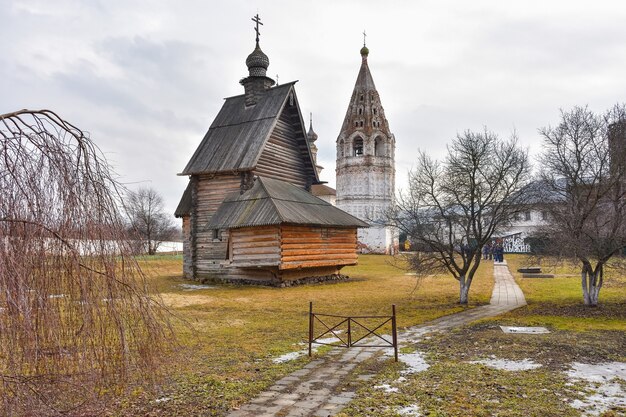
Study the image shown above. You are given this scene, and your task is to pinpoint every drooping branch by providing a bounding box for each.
[0,109,172,415]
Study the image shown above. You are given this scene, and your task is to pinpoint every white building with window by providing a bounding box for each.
[335,44,398,254]
[498,181,555,253]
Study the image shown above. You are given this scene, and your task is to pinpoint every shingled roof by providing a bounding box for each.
[206,176,369,229]
[311,184,336,196]
[174,181,192,218]
[180,82,315,176]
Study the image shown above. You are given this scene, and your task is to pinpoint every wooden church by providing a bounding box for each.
[175,17,367,285]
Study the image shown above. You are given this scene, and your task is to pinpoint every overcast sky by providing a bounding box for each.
[2,0,625,216]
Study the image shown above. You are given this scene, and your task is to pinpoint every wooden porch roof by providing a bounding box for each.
[206,177,368,229]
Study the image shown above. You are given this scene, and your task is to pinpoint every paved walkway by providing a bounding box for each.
[228,262,526,417]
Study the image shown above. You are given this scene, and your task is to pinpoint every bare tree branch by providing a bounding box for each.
[388,129,531,304]
[536,104,626,306]
[126,187,178,255]
[0,109,172,415]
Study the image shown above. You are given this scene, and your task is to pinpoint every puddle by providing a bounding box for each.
[500,326,550,334]
[567,362,626,416]
[471,356,542,371]
[396,404,421,416]
[374,383,398,393]
[178,284,216,291]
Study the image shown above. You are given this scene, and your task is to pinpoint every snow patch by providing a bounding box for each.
[272,351,305,364]
[567,361,626,382]
[383,349,429,374]
[272,333,343,363]
[500,326,550,334]
[471,357,542,371]
[396,404,421,416]
[178,284,216,291]
[567,362,626,416]
[374,383,398,393]
[400,351,430,374]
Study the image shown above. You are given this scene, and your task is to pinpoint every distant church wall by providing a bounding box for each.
[357,226,398,255]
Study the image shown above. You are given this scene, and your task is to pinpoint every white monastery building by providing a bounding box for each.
[335,44,398,254]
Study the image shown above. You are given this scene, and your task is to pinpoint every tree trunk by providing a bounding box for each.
[459,275,470,305]
[581,263,603,306]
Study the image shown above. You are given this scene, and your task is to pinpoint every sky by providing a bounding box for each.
[1,0,625,217]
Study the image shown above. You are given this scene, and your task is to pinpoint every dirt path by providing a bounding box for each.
[228,262,525,417]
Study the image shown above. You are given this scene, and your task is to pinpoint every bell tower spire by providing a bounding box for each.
[335,43,397,254]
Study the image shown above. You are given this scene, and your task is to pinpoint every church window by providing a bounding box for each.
[360,95,364,101]
[541,211,548,220]
[353,137,364,156]
[320,227,330,239]
[373,108,377,115]
[524,211,531,221]
[354,121,358,127]
[374,137,385,156]
[212,229,222,241]
[358,107,363,115]
[359,121,363,127]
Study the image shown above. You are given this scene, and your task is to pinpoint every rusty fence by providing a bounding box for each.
[307,301,398,361]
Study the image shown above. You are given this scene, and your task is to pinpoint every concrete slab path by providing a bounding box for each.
[228,261,526,417]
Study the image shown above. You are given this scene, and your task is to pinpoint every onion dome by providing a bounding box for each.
[360,45,369,56]
[307,113,318,142]
[246,43,270,77]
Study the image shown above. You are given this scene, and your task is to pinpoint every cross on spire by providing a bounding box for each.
[363,30,367,47]
[252,14,263,44]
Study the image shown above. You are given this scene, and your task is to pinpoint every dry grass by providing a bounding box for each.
[115,253,494,416]
[336,254,626,417]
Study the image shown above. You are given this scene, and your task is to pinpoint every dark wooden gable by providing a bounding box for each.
[254,90,317,189]
[180,83,318,185]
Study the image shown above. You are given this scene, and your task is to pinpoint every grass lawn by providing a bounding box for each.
[114,254,494,416]
[504,254,626,331]
[336,254,626,417]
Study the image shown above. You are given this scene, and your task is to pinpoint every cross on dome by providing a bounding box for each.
[252,14,263,44]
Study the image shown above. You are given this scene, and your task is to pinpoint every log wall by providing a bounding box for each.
[192,173,241,278]
[279,225,358,270]
[182,216,192,278]
[229,226,281,267]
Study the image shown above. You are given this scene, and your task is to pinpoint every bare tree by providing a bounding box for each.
[537,104,626,306]
[390,129,530,304]
[127,187,177,255]
[0,109,171,415]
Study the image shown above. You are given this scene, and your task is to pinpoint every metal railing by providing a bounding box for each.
[307,301,398,361]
